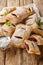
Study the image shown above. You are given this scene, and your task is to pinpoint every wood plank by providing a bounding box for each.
[16,0,20,6]
[24,0,33,5]
[0,0,7,11]
[5,48,21,65]
[22,49,30,65]
[0,49,4,65]
[7,0,19,7]
[19,0,24,6]
[22,49,39,65]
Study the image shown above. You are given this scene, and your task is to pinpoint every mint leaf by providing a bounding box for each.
[3,10,8,16]
[5,22,11,27]
[36,20,43,26]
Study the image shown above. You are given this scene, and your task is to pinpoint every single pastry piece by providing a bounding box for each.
[25,40,41,55]
[0,7,16,24]
[0,7,16,16]
[24,5,34,15]
[5,7,34,25]
[30,34,43,45]
[26,14,38,25]
[33,28,43,37]
[10,36,25,48]
[12,24,32,39]
[2,22,15,37]
[26,14,38,30]
[11,24,32,48]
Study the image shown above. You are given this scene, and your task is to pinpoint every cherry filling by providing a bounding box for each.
[29,37,37,42]
[25,43,29,50]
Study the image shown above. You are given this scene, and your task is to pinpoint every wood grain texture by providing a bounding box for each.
[24,0,33,5]
[5,48,21,65]
[0,0,7,11]
[5,49,40,65]
[7,0,19,7]
[22,49,39,65]
[19,0,24,6]
[0,49,4,65]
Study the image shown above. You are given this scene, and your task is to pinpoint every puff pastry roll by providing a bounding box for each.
[25,40,41,55]
[26,14,38,30]
[26,14,38,25]
[12,24,32,39]
[5,7,34,25]
[30,34,43,45]
[2,22,15,37]
[11,24,32,48]
[0,7,16,16]
[0,7,16,24]
[10,36,24,48]
[33,29,43,37]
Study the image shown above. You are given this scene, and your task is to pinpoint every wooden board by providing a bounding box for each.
[24,0,33,5]
[5,48,21,65]
[0,0,7,11]
[5,48,40,65]
[7,0,20,7]
[0,0,43,65]
[0,49,4,65]
[7,0,33,6]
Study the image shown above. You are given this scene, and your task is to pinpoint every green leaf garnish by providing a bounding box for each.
[5,22,12,27]
[36,20,43,26]
[3,10,8,16]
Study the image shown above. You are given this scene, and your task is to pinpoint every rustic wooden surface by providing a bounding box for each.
[0,0,43,65]
[0,49,4,65]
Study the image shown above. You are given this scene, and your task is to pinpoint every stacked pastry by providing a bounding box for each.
[0,6,43,55]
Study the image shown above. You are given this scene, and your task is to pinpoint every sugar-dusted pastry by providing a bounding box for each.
[25,40,41,55]
[2,22,15,37]
[26,14,38,30]
[12,24,32,39]
[10,36,25,48]
[0,7,16,24]
[33,29,43,37]
[5,7,34,25]
[26,14,38,25]
[0,7,16,16]
[30,34,43,45]
[11,24,32,48]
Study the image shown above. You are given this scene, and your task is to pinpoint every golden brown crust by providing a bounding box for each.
[2,24,15,37]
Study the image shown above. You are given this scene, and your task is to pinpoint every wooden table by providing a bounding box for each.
[0,0,43,65]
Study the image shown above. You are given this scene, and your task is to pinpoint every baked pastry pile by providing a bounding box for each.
[0,6,43,55]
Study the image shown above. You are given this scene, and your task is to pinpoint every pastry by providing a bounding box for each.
[2,22,15,37]
[30,34,43,45]
[25,40,41,55]
[11,24,32,48]
[33,29,43,37]
[5,7,34,25]
[0,7,16,16]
